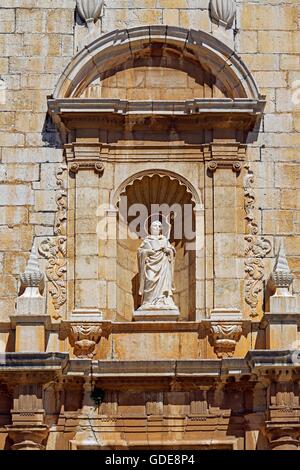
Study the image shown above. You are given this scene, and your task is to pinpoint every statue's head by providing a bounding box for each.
[150,220,162,236]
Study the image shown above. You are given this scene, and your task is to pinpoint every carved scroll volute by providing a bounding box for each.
[244,164,271,317]
[39,166,67,320]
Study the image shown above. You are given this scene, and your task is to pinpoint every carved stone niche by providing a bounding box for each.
[205,309,244,358]
[61,314,111,359]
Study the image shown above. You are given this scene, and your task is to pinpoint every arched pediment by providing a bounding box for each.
[54,26,262,101]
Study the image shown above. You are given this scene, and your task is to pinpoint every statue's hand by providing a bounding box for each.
[164,248,173,256]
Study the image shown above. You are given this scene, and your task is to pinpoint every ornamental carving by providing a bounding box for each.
[69,161,104,175]
[210,323,242,358]
[210,0,236,28]
[268,240,294,294]
[64,322,110,359]
[244,165,271,317]
[76,0,104,32]
[20,243,44,291]
[39,166,67,319]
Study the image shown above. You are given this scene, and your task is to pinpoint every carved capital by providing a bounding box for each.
[6,425,49,450]
[265,424,300,450]
[207,160,242,173]
[69,161,104,176]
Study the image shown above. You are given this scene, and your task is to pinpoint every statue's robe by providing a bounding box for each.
[138,235,176,308]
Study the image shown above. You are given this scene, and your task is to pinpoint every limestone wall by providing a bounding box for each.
[0,0,299,326]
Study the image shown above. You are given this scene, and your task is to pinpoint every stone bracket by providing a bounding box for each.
[61,319,112,359]
[203,310,249,358]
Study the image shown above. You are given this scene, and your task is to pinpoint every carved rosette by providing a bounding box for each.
[210,0,236,29]
[210,323,242,358]
[67,323,105,359]
[39,166,67,320]
[244,165,271,317]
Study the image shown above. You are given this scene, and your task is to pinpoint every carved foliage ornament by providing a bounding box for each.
[39,167,67,319]
[210,0,237,29]
[20,243,44,290]
[244,164,271,317]
[66,323,107,359]
[76,0,104,32]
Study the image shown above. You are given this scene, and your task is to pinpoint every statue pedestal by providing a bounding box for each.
[133,307,180,322]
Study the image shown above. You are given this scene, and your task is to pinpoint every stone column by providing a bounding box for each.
[194,205,206,320]
[65,145,104,318]
[6,383,49,450]
[264,370,300,450]
[205,143,245,313]
[266,427,299,450]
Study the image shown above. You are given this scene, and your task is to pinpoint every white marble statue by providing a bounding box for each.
[137,220,178,311]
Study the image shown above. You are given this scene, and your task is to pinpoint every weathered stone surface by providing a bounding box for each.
[0,0,299,452]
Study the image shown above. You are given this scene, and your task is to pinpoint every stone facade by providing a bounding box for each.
[0,0,299,451]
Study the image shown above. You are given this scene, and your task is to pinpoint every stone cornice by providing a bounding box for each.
[48,98,265,133]
[49,98,265,115]
[1,352,300,384]
[0,353,69,372]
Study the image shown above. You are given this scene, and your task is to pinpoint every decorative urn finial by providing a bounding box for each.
[76,0,104,32]
[269,239,294,295]
[210,0,237,29]
[20,242,44,291]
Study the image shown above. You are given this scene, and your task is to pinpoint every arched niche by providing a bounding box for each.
[47,26,265,322]
[113,170,203,322]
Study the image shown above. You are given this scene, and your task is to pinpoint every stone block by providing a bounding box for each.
[0,132,24,147]
[46,10,74,34]
[253,71,287,88]
[275,165,300,189]
[236,31,257,53]
[162,9,180,27]
[16,9,46,34]
[179,10,210,31]
[76,256,98,280]
[35,190,57,212]
[280,190,300,210]
[77,280,102,309]
[0,206,28,225]
[264,114,293,133]
[0,9,15,33]
[23,33,61,57]
[240,5,298,31]
[0,185,33,206]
